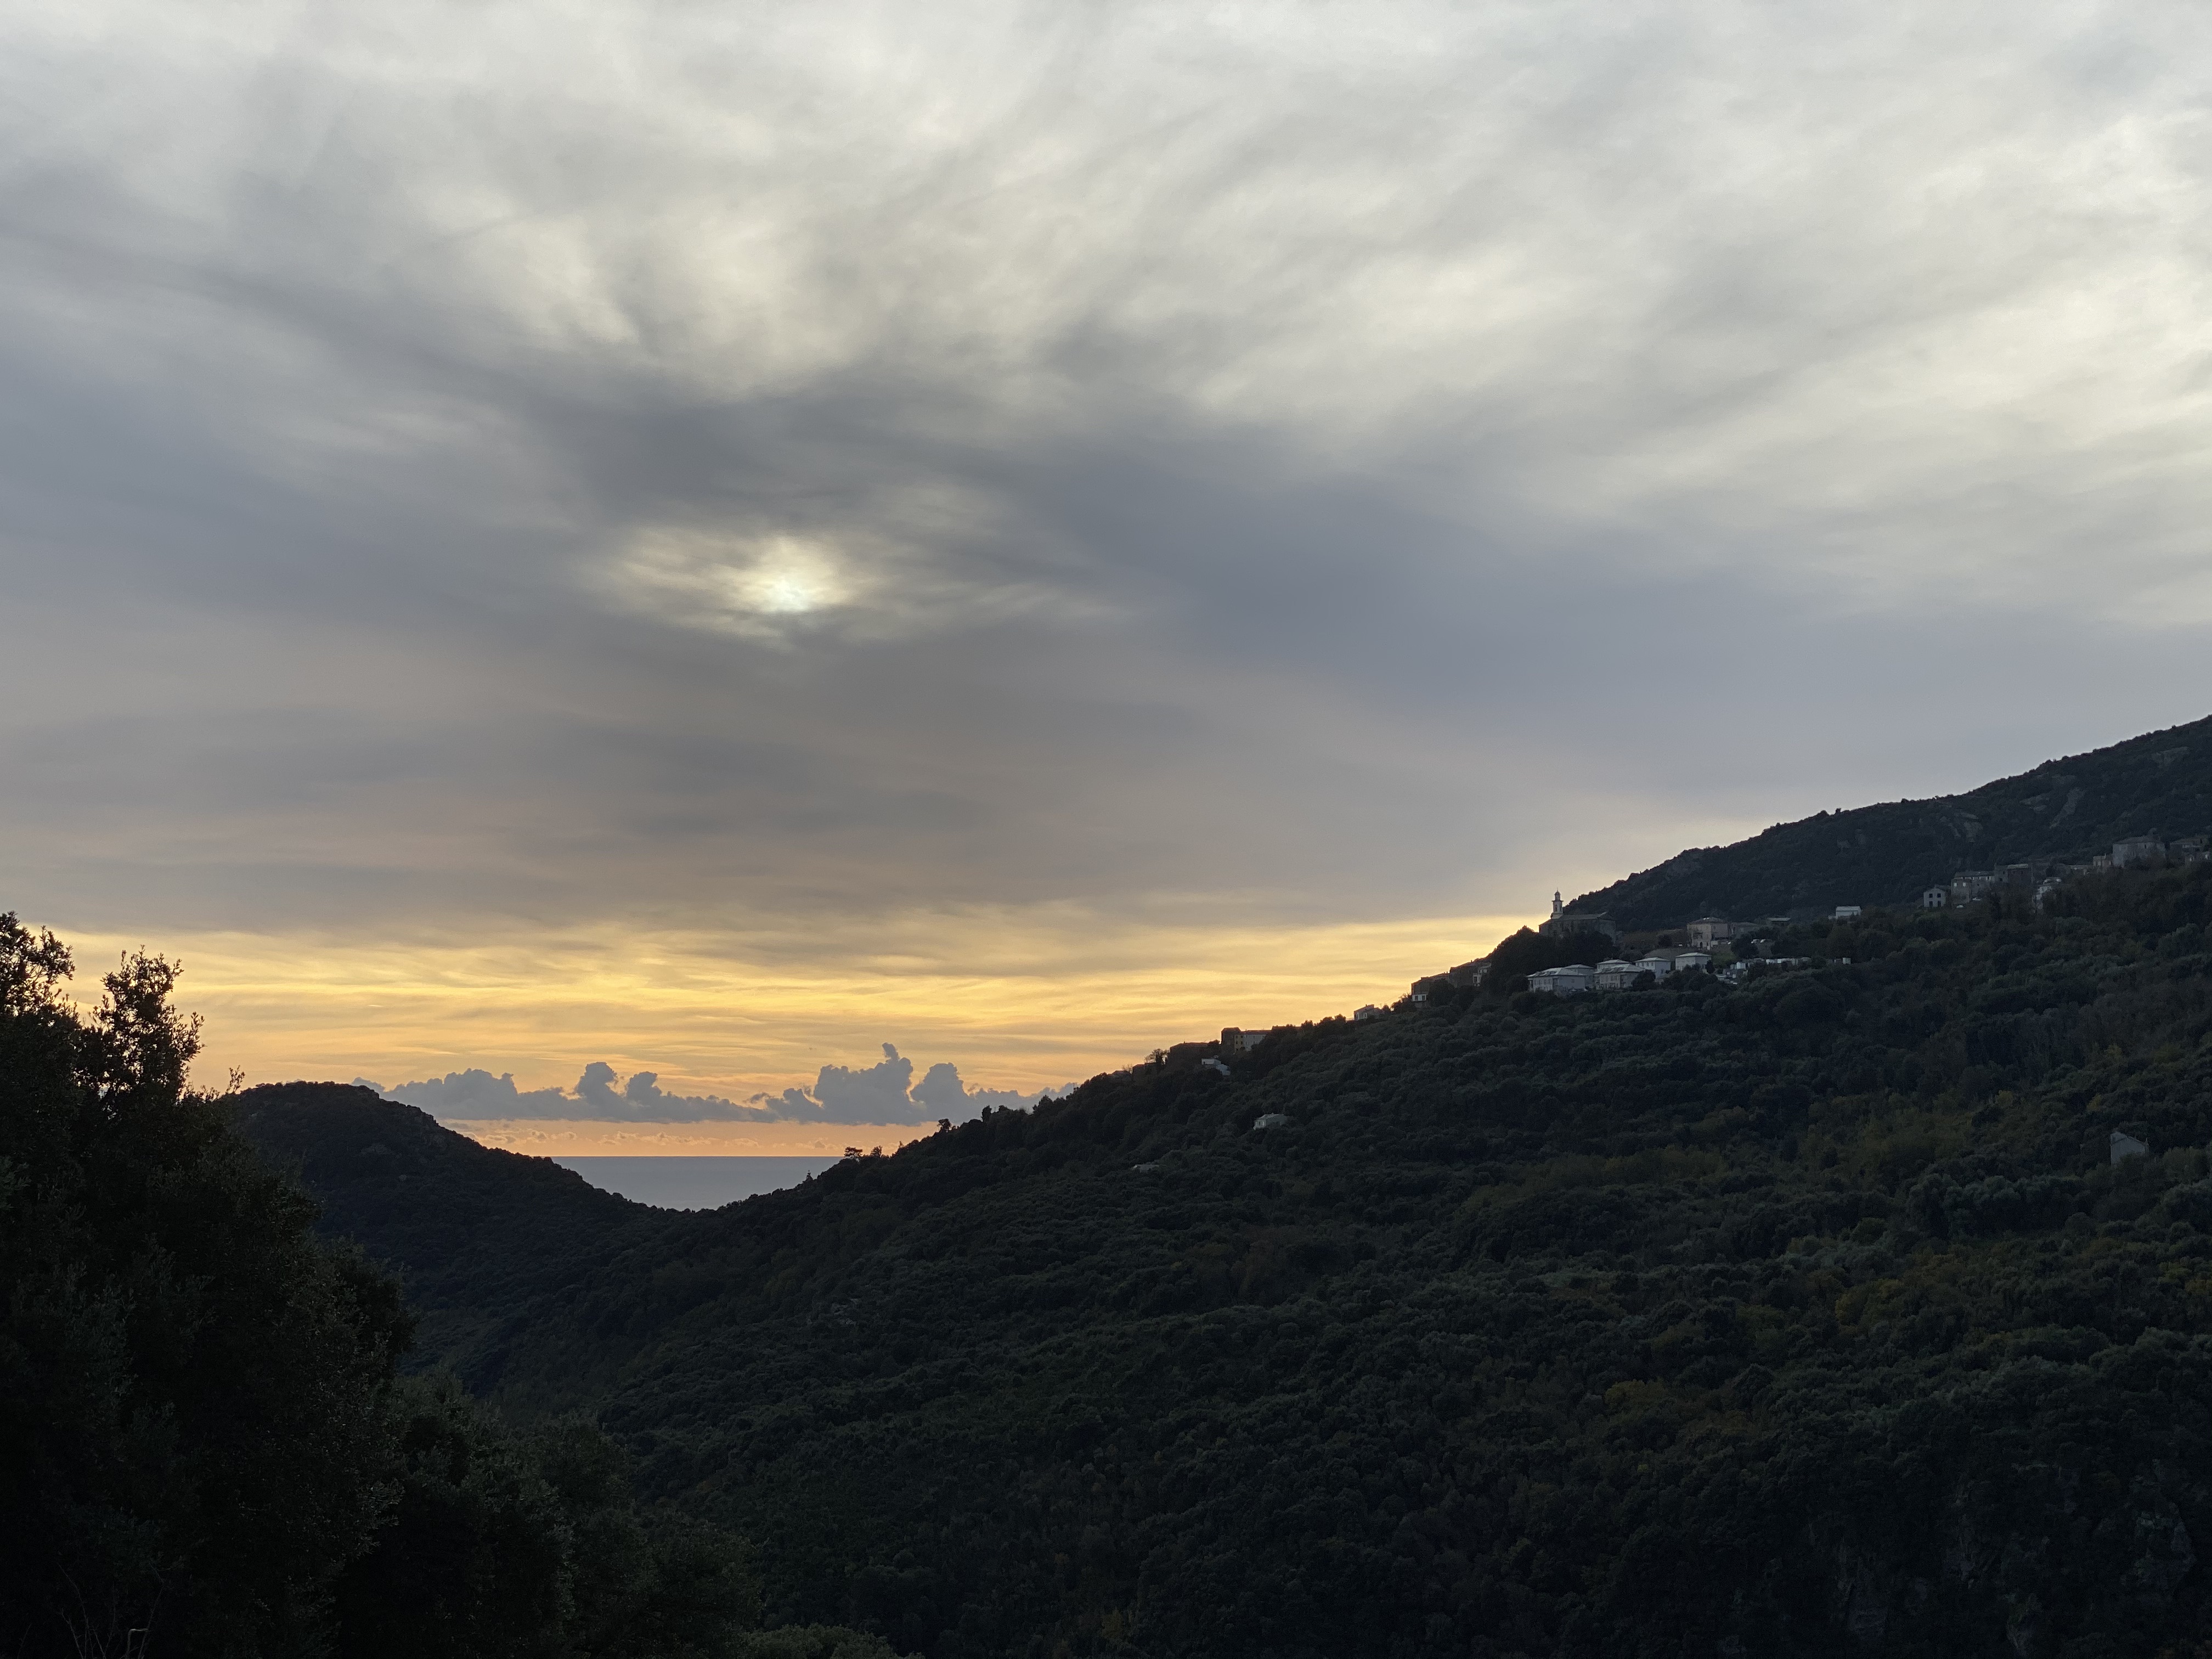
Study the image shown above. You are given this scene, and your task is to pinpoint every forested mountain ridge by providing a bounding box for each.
[0,918,791,1659]
[1571,711,2212,929]
[239,1083,676,1409]
[244,861,2212,1659]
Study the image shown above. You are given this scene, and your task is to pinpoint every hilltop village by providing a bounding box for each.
[1196,830,2212,1070]
[1479,831,2206,1001]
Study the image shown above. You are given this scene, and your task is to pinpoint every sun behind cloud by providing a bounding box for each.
[611,529,859,636]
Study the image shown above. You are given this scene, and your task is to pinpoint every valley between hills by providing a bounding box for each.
[18,715,2212,1658]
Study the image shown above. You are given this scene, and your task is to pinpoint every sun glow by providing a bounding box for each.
[611,530,855,634]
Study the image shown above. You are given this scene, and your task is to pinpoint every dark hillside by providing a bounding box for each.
[4,928,775,1659]
[256,865,2212,1659]
[235,1082,676,1408]
[1571,710,2212,928]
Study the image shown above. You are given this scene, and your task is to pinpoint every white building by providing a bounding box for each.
[1526,964,1598,996]
[1832,905,1863,921]
[2111,1130,2149,1165]
[1593,959,1642,990]
[1921,887,1947,910]
[1353,1003,1385,1022]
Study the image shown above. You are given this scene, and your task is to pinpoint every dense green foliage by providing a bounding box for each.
[247,862,2212,1657]
[0,916,786,1658]
[1571,712,2212,926]
[330,1375,764,1659]
[0,917,405,1655]
[239,1083,663,1411]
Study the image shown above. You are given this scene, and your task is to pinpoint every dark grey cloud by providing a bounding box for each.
[6,1,2212,993]
[371,1044,1049,1125]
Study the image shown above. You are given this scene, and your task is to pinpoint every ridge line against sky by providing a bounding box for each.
[7,1,2212,1111]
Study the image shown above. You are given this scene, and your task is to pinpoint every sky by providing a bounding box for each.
[7,2,2212,1150]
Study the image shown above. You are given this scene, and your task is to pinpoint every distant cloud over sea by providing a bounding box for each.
[362,1044,1062,1126]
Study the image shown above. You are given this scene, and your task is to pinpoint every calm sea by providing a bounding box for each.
[554,1155,842,1210]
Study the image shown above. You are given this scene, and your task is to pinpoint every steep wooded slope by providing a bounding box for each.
[1571,710,2212,929]
[237,1082,680,1408]
[245,866,2212,1659]
[3,929,770,1659]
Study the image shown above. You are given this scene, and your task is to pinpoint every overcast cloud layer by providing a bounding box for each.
[7,3,2212,1103]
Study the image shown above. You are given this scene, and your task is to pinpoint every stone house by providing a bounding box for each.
[1949,870,2001,905]
[1686,916,1736,950]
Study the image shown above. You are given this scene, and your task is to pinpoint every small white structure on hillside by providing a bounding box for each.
[2112,1130,2149,1165]
[1629,947,1713,979]
[1833,905,1863,921]
[1221,1026,1268,1053]
[1593,959,1641,990]
[1353,1003,1385,1022]
[1253,1113,1290,1131]
[1922,887,1948,910]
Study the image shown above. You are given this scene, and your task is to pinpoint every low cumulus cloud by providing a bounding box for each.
[368,1044,1057,1125]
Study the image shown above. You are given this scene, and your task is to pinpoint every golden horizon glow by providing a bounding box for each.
[452,1120,944,1158]
[45,905,1541,1108]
